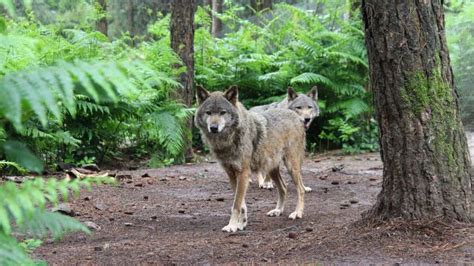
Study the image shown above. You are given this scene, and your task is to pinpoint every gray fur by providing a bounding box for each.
[250,86,320,130]
[250,86,319,190]
[195,85,307,232]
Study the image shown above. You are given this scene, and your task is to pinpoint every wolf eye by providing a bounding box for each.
[307,106,312,109]
[220,111,227,115]
[206,111,211,115]
[296,106,302,110]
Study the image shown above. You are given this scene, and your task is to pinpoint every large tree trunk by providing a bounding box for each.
[171,0,196,162]
[361,1,472,222]
[211,0,223,37]
[96,0,108,36]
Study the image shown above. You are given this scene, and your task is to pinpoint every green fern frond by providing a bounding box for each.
[149,104,193,156]
[76,100,111,115]
[0,233,34,266]
[326,98,370,118]
[0,60,150,130]
[290,72,334,87]
[19,127,54,139]
[0,176,115,235]
[0,160,27,173]
[17,210,89,239]
[326,51,368,68]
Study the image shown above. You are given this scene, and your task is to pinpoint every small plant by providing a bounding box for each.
[0,170,115,265]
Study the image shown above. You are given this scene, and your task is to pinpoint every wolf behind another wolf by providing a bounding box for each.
[250,86,319,190]
[194,85,306,232]
[250,86,319,130]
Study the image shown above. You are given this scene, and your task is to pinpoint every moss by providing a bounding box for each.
[401,65,459,170]
[405,72,431,114]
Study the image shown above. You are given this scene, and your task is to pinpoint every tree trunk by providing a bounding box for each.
[96,0,108,36]
[361,0,472,222]
[171,0,196,162]
[211,0,223,37]
[204,0,212,33]
[127,0,134,44]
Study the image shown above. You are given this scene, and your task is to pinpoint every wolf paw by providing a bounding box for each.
[304,186,312,193]
[266,209,283,217]
[222,221,246,233]
[259,181,274,190]
[288,211,303,220]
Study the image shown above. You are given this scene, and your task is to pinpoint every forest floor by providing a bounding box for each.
[33,135,474,265]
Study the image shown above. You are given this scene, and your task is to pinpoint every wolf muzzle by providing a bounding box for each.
[209,125,219,133]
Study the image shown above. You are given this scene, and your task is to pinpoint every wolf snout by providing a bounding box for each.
[304,118,311,123]
[209,125,219,133]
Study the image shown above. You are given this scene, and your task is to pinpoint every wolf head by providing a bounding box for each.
[195,85,240,135]
[287,86,319,130]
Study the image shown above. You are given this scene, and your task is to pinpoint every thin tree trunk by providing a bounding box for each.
[211,0,223,37]
[171,0,196,162]
[127,0,134,44]
[361,0,472,222]
[204,0,212,33]
[96,0,108,36]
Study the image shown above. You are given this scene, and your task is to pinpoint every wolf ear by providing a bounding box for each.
[224,85,238,105]
[196,85,210,105]
[307,86,318,100]
[287,87,298,101]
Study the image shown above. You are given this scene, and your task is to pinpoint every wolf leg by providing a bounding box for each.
[284,159,305,220]
[266,167,287,217]
[222,166,250,232]
[257,172,274,189]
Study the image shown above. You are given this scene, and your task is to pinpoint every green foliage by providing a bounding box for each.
[446,1,474,128]
[0,15,190,170]
[192,2,376,152]
[0,174,115,265]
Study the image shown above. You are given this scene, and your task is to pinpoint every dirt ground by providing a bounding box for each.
[34,139,474,264]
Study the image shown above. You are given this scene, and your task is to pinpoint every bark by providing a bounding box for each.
[171,0,196,162]
[204,0,212,33]
[211,0,223,37]
[127,0,134,39]
[96,0,108,36]
[361,0,472,222]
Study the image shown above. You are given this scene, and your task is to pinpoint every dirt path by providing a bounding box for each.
[34,148,473,264]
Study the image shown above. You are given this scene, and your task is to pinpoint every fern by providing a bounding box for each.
[0,160,27,173]
[290,72,334,87]
[0,233,34,266]
[17,210,88,239]
[149,104,195,156]
[0,59,150,130]
[0,176,114,265]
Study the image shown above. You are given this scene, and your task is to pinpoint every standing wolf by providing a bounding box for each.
[195,85,306,232]
[250,86,319,190]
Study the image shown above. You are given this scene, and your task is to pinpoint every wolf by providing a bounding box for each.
[251,86,319,130]
[195,85,306,232]
[250,86,319,190]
